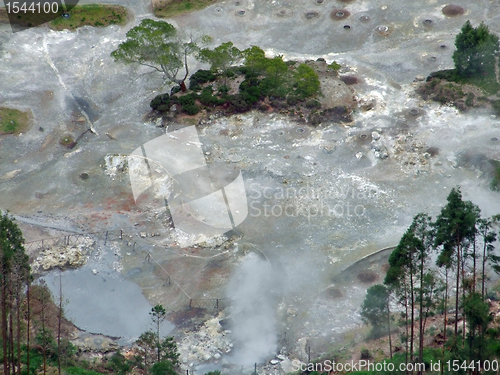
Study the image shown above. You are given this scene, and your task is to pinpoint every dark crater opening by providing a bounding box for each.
[305,11,320,19]
[442,4,465,16]
[330,8,350,20]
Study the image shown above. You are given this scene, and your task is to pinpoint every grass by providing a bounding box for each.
[0,107,31,135]
[50,4,128,30]
[154,0,217,18]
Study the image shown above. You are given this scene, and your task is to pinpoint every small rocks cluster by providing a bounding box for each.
[177,315,233,369]
[32,238,95,272]
[103,154,128,178]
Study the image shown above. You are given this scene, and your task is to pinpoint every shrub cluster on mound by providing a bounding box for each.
[150,51,328,119]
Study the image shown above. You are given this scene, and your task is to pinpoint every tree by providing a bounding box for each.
[111,19,197,91]
[434,187,480,339]
[452,20,499,77]
[293,64,320,98]
[243,46,267,75]
[135,331,179,373]
[109,350,131,375]
[150,361,176,375]
[197,41,243,84]
[0,212,30,375]
[136,331,156,373]
[264,55,288,87]
[361,284,391,341]
[150,304,166,362]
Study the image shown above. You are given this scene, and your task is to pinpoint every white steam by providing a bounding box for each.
[226,252,281,366]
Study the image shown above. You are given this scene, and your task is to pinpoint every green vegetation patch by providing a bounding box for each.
[490,159,500,191]
[50,4,128,30]
[154,0,217,18]
[65,367,107,375]
[0,107,31,135]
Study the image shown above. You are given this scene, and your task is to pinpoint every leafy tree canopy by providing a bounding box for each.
[452,20,499,77]
[111,19,196,89]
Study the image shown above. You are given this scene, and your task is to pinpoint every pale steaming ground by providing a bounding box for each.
[1,0,500,372]
[226,253,281,366]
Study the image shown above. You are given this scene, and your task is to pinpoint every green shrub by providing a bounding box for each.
[150,93,171,110]
[182,104,199,115]
[286,96,298,106]
[65,367,106,375]
[218,85,230,95]
[490,160,500,191]
[178,94,195,106]
[228,94,252,113]
[241,86,261,104]
[199,87,222,106]
[189,69,216,90]
[306,99,321,109]
[465,92,475,106]
[360,348,372,360]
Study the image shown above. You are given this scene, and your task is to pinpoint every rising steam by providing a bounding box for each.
[226,252,281,366]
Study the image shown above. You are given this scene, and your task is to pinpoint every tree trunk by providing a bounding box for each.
[441,269,448,375]
[26,283,30,375]
[2,272,9,375]
[418,254,425,373]
[16,293,21,375]
[58,271,62,375]
[455,242,460,338]
[387,299,392,359]
[410,268,415,363]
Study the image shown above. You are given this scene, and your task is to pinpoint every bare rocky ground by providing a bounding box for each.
[1,0,500,373]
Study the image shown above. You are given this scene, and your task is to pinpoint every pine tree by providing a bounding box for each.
[453,20,499,78]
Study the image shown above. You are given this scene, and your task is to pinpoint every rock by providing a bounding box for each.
[287,308,298,317]
[276,354,286,361]
[379,146,389,159]
[103,154,128,177]
[140,232,147,238]
[32,238,94,272]
[92,269,98,275]
[170,104,177,113]
[371,131,380,141]
[155,117,163,126]
[414,75,425,82]
[355,152,363,159]
[270,359,280,365]
[214,353,221,360]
